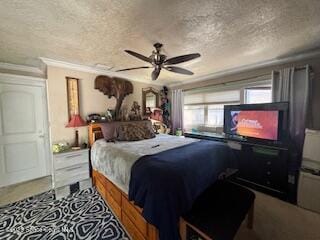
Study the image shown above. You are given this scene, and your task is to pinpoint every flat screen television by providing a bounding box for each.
[224,102,289,146]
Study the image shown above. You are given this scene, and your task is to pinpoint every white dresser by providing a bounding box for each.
[298,129,320,213]
[52,149,90,189]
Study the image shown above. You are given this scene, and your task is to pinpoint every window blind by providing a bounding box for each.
[184,90,240,105]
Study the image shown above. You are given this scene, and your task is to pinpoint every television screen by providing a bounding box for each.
[226,110,279,140]
[224,102,289,145]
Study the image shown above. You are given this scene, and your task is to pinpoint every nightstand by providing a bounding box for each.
[52,149,91,198]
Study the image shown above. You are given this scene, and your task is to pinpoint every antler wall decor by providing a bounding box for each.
[94,75,133,120]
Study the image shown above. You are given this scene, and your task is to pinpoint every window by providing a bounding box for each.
[184,105,205,129]
[184,90,240,132]
[207,104,226,127]
[245,88,272,104]
[183,80,272,133]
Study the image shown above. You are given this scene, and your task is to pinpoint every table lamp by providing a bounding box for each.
[66,114,87,149]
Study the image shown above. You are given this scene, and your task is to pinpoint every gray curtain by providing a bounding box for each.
[171,89,184,133]
[272,66,312,189]
[272,66,312,152]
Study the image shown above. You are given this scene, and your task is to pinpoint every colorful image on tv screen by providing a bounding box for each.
[229,110,279,140]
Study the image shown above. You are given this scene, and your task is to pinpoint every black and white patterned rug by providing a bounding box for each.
[0,188,129,240]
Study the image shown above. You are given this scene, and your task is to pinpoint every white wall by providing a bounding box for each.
[47,66,161,143]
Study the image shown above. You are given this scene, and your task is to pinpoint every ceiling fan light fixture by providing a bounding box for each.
[117,43,201,81]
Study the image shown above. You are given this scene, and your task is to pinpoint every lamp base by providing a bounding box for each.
[72,129,80,150]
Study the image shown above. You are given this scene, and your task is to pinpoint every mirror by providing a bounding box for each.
[142,88,159,115]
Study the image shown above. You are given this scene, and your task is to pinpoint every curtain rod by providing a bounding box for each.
[183,73,270,93]
[183,64,313,93]
[272,65,312,73]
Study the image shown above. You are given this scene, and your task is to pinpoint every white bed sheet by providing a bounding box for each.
[91,134,199,193]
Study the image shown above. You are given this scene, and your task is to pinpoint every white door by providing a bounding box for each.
[0,82,49,187]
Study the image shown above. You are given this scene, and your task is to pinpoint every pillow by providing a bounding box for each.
[114,120,155,141]
[100,122,120,141]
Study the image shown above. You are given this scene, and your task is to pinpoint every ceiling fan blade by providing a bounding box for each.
[151,68,161,81]
[124,50,152,63]
[116,66,151,72]
[164,66,194,75]
[164,53,201,65]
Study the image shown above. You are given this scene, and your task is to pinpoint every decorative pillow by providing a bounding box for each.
[100,122,120,141]
[114,120,155,141]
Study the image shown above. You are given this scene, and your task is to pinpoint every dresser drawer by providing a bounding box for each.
[54,150,88,170]
[54,163,89,188]
[106,180,122,205]
[122,195,147,237]
[122,212,146,240]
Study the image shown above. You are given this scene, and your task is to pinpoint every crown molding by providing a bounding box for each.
[0,62,43,75]
[39,57,163,86]
[168,49,320,88]
[0,72,46,86]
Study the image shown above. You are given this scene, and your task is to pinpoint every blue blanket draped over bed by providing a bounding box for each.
[128,140,236,240]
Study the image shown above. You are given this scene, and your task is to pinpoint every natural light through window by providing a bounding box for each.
[245,88,272,104]
[183,82,272,133]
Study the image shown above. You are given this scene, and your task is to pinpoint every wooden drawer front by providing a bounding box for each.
[122,212,146,240]
[54,151,88,170]
[106,180,122,205]
[54,164,89,188]
[122,195,147,237]
[106,191,121,219]
[95,171,108,186]
[96,179,107,201]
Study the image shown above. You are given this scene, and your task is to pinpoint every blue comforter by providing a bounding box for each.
[128,140,236,240]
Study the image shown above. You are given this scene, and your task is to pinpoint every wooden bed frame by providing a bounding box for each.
[89,123,254,240]
[89,123,160,240]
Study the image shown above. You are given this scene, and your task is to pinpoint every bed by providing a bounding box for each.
[89,122,236,240]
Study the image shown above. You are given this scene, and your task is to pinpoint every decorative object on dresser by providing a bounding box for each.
[66,114,87,150]
[160,86,171,128]
[129,101,142,121]
[150,108,163,122]
[152,121,170,134]
[142,87,159,115]
[66,77,80,121]
[87,113,102,123]
[52,148,91,199]
[94,75,133,120]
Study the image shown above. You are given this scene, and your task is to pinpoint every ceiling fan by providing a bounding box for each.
[116,43,201,80]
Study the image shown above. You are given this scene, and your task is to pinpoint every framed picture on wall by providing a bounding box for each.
[66,77,80,120]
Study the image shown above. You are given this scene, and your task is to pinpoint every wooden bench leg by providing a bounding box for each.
[247,202,254,229]
[179,218,187,240]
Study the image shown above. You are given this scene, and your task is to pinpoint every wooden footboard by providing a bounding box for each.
[92,170,159,240]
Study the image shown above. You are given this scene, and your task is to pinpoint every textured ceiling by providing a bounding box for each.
[1,0,320,85]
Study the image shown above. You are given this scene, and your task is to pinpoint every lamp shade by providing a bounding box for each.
[66,114,87,128]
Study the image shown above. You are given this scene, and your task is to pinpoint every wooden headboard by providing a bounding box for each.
[88,123,104,146]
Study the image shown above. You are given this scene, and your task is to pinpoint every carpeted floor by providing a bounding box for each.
[1,177,320,240]
[0,188,129,240]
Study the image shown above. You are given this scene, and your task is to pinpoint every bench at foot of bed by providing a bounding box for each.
[180,180,255,240]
